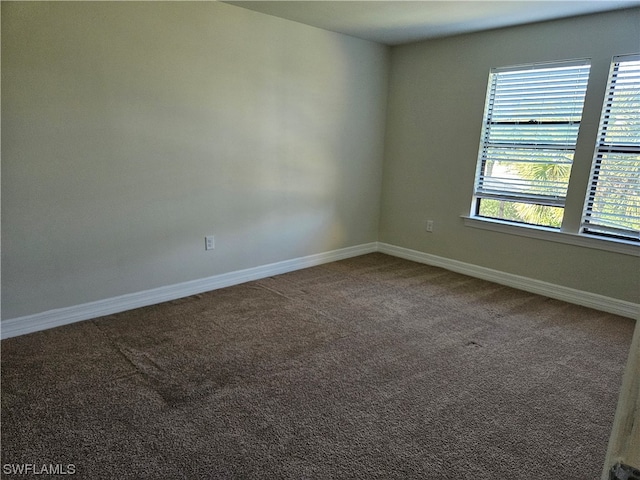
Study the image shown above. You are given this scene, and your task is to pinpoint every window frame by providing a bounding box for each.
[471,58,591,229]
[580,54,640,242]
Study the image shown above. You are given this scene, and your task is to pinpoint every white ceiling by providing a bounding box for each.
[224,1,640,45]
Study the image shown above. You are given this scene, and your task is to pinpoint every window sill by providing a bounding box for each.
[462,216,640,256]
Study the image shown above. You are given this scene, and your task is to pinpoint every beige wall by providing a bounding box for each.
[1,2,389,319]
[380,9,640,303]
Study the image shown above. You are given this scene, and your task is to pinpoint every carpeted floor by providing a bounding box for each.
[1,253,635,479]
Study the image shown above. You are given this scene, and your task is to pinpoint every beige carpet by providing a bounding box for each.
[1,253,634,479]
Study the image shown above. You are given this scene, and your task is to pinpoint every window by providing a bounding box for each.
[467,55,640,252]
[581,54,640,242]
[471,59,591,228]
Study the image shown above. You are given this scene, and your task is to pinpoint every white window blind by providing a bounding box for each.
[473,60,591,227]
[582,54,640,242]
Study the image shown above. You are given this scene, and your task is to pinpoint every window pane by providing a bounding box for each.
[479,148,572,200]
[585,153,640,235]
[478,199,564,228]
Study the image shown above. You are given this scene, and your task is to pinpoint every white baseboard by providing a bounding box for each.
[2,241,636,339]
[378,242,639,320]
[0,243,377,339]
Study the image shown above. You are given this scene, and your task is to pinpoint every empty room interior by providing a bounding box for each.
[2,1,639,479]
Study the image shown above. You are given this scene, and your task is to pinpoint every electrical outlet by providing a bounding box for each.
[426,220,434,232]
[205,235,215,250]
